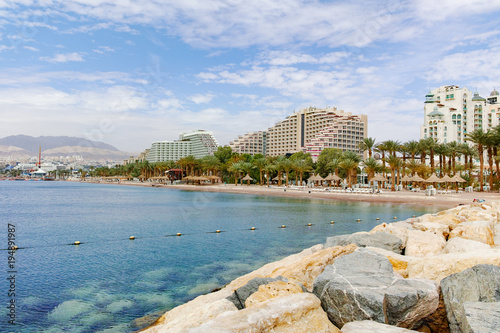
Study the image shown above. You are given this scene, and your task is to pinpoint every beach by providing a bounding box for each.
[87,180,499,209]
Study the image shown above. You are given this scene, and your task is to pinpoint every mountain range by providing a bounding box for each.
[0,135,132,161]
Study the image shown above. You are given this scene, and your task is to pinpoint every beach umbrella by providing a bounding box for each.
[400,175,411,182]
[242,174,253,186]
[425,174,444,183]
[451,174,466,182]
[409,175,425,182]
[441,175,453,182]
[325,173,341,186]
[369,174,386,182]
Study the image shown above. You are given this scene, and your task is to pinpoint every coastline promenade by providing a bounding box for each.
[80,180,500,209]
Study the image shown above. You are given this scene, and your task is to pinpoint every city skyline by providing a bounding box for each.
[1,1,500,152]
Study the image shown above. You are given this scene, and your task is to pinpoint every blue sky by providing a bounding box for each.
[1,0,500,152]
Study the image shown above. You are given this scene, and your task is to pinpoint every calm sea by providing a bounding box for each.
[0,181,438,332]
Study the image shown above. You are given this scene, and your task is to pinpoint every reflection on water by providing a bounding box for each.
[0,181,438,332]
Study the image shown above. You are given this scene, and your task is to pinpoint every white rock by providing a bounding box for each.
[405,230,446,257]
[341,320,420,332]
[441,237,491,254]
[449,221,495,245]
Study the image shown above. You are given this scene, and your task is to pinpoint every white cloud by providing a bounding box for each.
[23,45,38,51]
[40,52,84,63]
[188,93,215,104]
[93,46,115,54]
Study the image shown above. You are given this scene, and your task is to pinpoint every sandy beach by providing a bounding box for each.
[84,180,499,209]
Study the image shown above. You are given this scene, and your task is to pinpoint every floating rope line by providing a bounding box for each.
[0,216,400,251]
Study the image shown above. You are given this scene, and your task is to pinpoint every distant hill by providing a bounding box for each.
[0,135,119,153]
[0,135,131,161]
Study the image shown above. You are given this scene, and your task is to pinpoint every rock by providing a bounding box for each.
[245,280,303,308]
[313,249,439,329]
[418,213,464,230]
[440,265,500,333]
[405,230,446,257]
[370,223,411,248]
[462,302,500,333]
[325,232,403,254]
[413,222,450,238]
[448,221,495,246]
[441,237,491,254]
[407,250,500,281]
[190,293,340,333]
[413,287,450,333]
[226,276,288,309]
[341,320,420,332]
[227,244,357,292]
[364,247,411,278]
[141,293,237,333]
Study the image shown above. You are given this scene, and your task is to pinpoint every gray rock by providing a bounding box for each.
[341,320,420,332]
[440,264,500,333]
[313,249,439,329]
[225,276,287,309]
[325,231,403,254]
[462,302,500,333]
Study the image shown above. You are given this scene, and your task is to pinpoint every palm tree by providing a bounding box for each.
[403,140,420,161]
[484,132,496,189]
[253,157,268,186]
[492,125,500,182]
[434,143,449,176]
[447,141,460,176]
[386,155,403,191]
[280,159,293,186]
[292,159,313,185]
[339,158,358,188]
[240,162,255,185]
[263,163,275,186]
[466,129,489,191]
[358,137,376,158]
[384,140,401,157]
[363,157,381,186]
[375,141,389,172]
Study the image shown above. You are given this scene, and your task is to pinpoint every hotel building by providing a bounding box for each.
[146,130,219,162]
[265,107,367,161]
[229,131,267,155]
[420,85,500,144]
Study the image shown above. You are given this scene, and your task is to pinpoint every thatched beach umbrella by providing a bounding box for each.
[242,174,253,186]
[409,175,425,182]
[369,173,386,188]
[425,174,444,183]
[325,173,341,186]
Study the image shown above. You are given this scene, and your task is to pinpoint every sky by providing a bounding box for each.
[1,0,500,153]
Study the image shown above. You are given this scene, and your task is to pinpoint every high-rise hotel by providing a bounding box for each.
[230,107,367,161]
[420,85,500,144]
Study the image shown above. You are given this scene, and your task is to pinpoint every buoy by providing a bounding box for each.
[12,246,18,250]
[394,217,397,219]
[250,227,256,230]
[216,230,221,233]
[281,225,286,228]
[307,223,312,226]
[357,219,361,222]
[74,241,81,245]
[376,218,380,220]
[413,215,416,217]
[176,233,182,236]
[129,236,135,240]
[330,221,334,224]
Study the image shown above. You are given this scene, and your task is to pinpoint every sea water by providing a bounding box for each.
[0,181,438,332]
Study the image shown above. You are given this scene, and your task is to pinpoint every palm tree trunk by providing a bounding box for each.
[488,147,494,189]
[478,146,484,191]
[391,169,396,191]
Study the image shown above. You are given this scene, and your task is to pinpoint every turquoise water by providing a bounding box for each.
[0,182,438,332]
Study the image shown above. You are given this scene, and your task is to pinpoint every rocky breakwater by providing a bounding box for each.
[141,201,500,333]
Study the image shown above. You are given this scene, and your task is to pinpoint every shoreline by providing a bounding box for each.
[75,180,500,209]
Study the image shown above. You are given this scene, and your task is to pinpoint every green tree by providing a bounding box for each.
[466,129,489,191]
[358,137,376,158]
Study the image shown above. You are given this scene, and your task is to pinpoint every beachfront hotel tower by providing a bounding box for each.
[146,130,219,162]
[420,85,500,144]
[265,107,367,161]
[229,131,267,155]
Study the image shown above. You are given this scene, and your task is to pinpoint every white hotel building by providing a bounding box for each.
[230,107,367,161]
[420,85,500,144]
[146,130,219,162]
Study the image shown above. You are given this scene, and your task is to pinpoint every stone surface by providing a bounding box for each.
[364,247,411,278]
[407,250,500,281]
[440,264,500,333]
[418,213,464,230]
[312,249,439,329]
[245,280,303,308]
[413,222,450,238]
[462,302,500,333]
[405,230,446,257]
[325,231,403,254]
[441,237,491,254]
[190,293,340,333]
[341,320,420,332]
[448,221,495,246]
[370,223,411,248]
[226,276,288,309]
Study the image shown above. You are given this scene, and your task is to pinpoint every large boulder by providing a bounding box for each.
[448,221,495,246]
[370,222,412,248]
[190,293,340,333]
[405,230,446,257]
[407,250,500,281]
[441,237,491,254]
[226,276,288,309]
[341,320,420,332]
[325,232,403,254]
[417,213,464,230]
[413,222,450,238]
[462,302,500,333]
[440,265,500,333]
[226,243,356,291]
[245,280,304,308]
[312,249,439,329]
